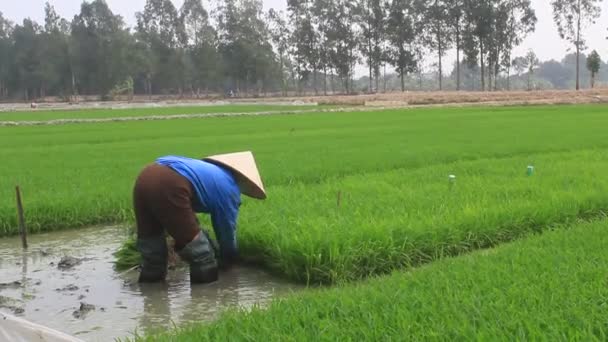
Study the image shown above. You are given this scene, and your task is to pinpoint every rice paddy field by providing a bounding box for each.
[2,102,608,339]
[135,219,608,341]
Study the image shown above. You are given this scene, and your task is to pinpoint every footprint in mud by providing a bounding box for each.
[0,295,24,316]
[0,281,22,289]
[113,300,127,309]
[56,284,79,292]
[74,326,103,336]
[58,256,83,270]
[55,284,80,296]
[72,302,96,319]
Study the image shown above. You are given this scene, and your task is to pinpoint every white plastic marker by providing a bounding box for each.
[449,174,456,188]
[527,165,534,176]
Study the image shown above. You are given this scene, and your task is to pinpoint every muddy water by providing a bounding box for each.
[0,226,299,341]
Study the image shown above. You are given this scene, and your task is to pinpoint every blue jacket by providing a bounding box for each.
[156,156,241,259]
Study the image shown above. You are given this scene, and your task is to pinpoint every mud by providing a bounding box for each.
[72,302,96,319]
[0,226,299,341]
[56,284,79,292]
[0,281,22,289]
[0,295,24,315]
[57,256,83,270]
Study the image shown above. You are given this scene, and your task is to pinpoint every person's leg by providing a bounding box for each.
[153,166,218,284]
[133,164,168,283]
[200,228,219,259]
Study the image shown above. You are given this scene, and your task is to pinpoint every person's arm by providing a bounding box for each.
[210,202,239,269]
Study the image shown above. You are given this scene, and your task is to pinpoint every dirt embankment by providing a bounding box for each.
[295,88,608,107]
[1,89,607,114]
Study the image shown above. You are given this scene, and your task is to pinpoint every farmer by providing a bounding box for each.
[132,151,266,284]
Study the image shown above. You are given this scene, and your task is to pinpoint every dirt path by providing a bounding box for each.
[280,88,608,106]
[1,89,607,127]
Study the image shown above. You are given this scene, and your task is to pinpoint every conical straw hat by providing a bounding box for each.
[203,151,267,199]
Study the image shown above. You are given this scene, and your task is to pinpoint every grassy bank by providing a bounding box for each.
[135,218,608,341]
[1,104,608,235]
[0,104,322,122]
[117,149,608,284]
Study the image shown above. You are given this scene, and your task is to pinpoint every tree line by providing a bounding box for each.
[0,0,604,101]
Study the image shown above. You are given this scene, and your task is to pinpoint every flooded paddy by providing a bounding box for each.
[0,226,299,341]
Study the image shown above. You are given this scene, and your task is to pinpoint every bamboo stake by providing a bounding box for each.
[15,186,27,249]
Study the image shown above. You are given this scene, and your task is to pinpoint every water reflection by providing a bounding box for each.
[137,282,172,335]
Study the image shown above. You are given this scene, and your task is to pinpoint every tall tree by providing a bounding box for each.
[511,56,527,78]
[370,0,387,92]
[325,0,359,93]
[501,0,536,90]
[386,0,421,91]
[426,0,452,90]
[71,0,132,96]
[586,49,601,88]
[524,49,539,90]
[462,0,494,91]
[461,0,535,92]
[0,12,13,99]
[12,19,45,100]
[217,0,277,94]
[312,0,334,95]
[447,0,465,90]
[551,0,603,90]
[136,0,183,94]
[41,2,73,97]
[287,0,317,94]
[180,0,220,96]
[488,2,511,90]
[356,0,387,93]
[267,9,291,96]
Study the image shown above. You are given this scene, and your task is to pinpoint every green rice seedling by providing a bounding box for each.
[117,149,608,283]
[2,104,608,236]
[135,219,608,341]
[113,237,140,270]
[228,149,608,284]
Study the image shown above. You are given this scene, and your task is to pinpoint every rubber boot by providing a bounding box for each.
[177,232,219,284]
[201,229,219,259]
[137,236,168,283]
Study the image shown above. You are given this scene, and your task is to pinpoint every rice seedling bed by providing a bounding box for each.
[118,148,608,284]
[2,104,607,236]
[136,218,608,341]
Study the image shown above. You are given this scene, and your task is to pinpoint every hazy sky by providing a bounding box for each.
[2,0,607,73]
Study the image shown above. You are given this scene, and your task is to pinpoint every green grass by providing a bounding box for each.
[134,219,608,341]
[1,104,607,237]
[0,104,322,121]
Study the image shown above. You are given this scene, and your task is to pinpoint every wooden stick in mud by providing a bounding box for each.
[15,186,28,249]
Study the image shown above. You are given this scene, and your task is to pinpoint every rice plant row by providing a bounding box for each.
[2,104,608,236]
[134,218,608,341]
[118,148,608,285]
